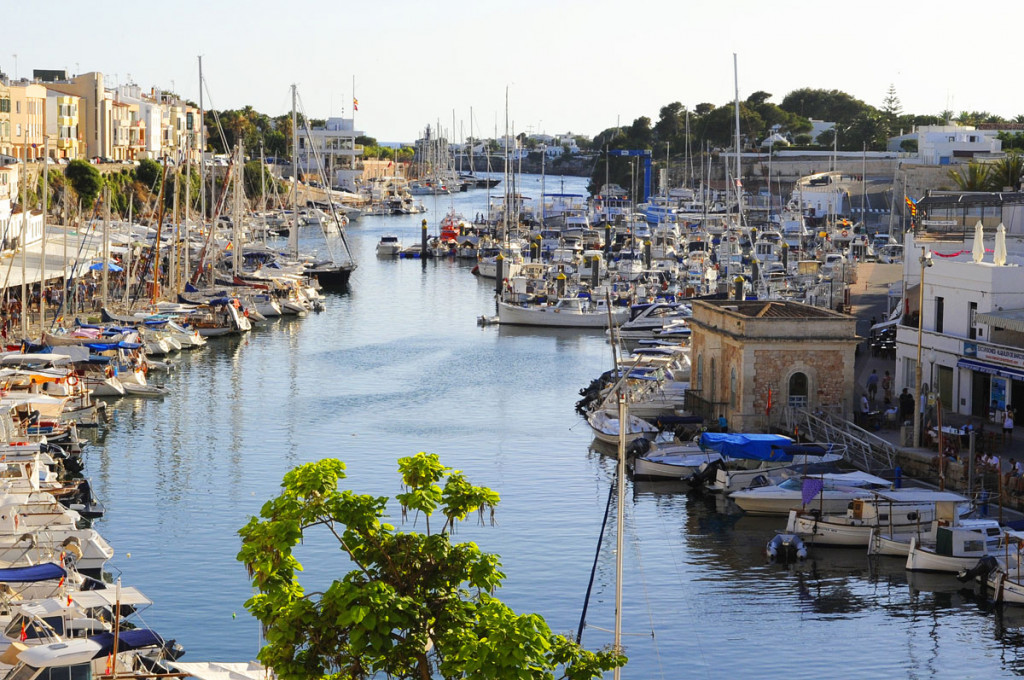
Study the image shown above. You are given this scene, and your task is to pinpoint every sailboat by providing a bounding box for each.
[289,84,358,290]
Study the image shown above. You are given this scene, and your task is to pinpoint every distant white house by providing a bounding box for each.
[887,124,1002,165]
[808,119,836,144]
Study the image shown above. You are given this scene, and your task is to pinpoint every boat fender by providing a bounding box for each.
[62,537,83,560]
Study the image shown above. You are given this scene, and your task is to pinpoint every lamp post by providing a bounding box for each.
[913,246,932,448]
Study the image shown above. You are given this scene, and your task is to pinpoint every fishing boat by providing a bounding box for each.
[786,489,972,547]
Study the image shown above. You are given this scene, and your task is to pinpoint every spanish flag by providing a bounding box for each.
[353,97,359,112]
[905,195,917,217]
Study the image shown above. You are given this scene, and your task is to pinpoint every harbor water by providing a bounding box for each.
[85,175,1024,678]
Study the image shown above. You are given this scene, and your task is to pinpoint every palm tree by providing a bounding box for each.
[987,152,1024,191]
[948,162,991,191]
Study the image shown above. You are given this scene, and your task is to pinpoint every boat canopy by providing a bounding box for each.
[0,563,65,583]
[90,629,165,657]
[699,432,795,461]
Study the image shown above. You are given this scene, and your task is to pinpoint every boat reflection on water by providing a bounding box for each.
[496,323,607,345]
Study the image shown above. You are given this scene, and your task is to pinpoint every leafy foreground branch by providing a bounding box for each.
[237,454,626,680]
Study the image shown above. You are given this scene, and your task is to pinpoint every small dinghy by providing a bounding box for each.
[766,532,808,563]
[123,383,169,398]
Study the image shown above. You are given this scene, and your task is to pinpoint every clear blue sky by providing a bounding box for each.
[11,0,1024,144]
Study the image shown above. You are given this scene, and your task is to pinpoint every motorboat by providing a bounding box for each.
[497,297,628,329]
[632,432,803,482]
[587,408,659,446]
[786,489,973,547]
[730,471,891,516]
[376,234,402,257]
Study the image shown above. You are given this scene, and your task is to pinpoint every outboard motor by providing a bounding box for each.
[625,437,652,459]
[957,555,999,584]
[687,459,724,489]
[766,533,808,563]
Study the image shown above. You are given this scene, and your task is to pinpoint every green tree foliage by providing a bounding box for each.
[64,159,103,209]
[987,152,1024,191]
[881,84,902,132]
[136,158,163,191]
[237,454,625,680]
[780,88,873,128]
[693,103,764,149]
[997,131,1024,152]
[204,107,293,159]
[243,161,283,200]
[948,162,991,191]
[653,102,688,154]
[840,111,889,151]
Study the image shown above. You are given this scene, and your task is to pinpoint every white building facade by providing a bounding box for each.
[894,232,1024,423]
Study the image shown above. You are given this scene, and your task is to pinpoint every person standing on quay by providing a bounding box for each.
[899,388,914,425]
[866,369,879,406]
[1005,409,1015,446]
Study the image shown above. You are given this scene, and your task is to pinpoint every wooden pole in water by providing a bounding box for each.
[421,218,428,259]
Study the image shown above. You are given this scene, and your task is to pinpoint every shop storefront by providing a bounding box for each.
[959,341,1024,422]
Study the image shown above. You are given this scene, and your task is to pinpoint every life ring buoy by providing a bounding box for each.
[841,230,848,238]
[67,375,79,387]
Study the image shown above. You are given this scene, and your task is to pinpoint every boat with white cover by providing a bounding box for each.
[497,297,629,328]
[730,470,891,516]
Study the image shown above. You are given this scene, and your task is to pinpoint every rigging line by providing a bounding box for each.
[622,492,666,680]
[575,474,615,645]
[651,499,712,680]
[201,77,231,158]
[294,92,356,266]
[293,91,347,263]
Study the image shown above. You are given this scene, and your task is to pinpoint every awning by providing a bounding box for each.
[957,357,1024,381]
[976,308,1024,334]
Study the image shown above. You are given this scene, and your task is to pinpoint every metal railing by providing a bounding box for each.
[785,406,899,475]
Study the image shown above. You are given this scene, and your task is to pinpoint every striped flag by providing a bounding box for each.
[353,97,359,112]
[905,195,917,217]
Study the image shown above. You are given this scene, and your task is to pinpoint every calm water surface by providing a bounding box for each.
[85,175,1024,678]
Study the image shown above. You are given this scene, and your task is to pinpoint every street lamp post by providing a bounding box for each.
[913,246,932,448]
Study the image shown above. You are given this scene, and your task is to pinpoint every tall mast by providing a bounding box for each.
[102,186,110,309]
[19,155,27,338]
[183,144,191,288]
[198,56,206,223]
[233,142,244,276]
[40,136,48,331]
[290,84,299,258]
[733,53,743,222]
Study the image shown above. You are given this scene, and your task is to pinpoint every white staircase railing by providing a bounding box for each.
[785,407,898,474]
